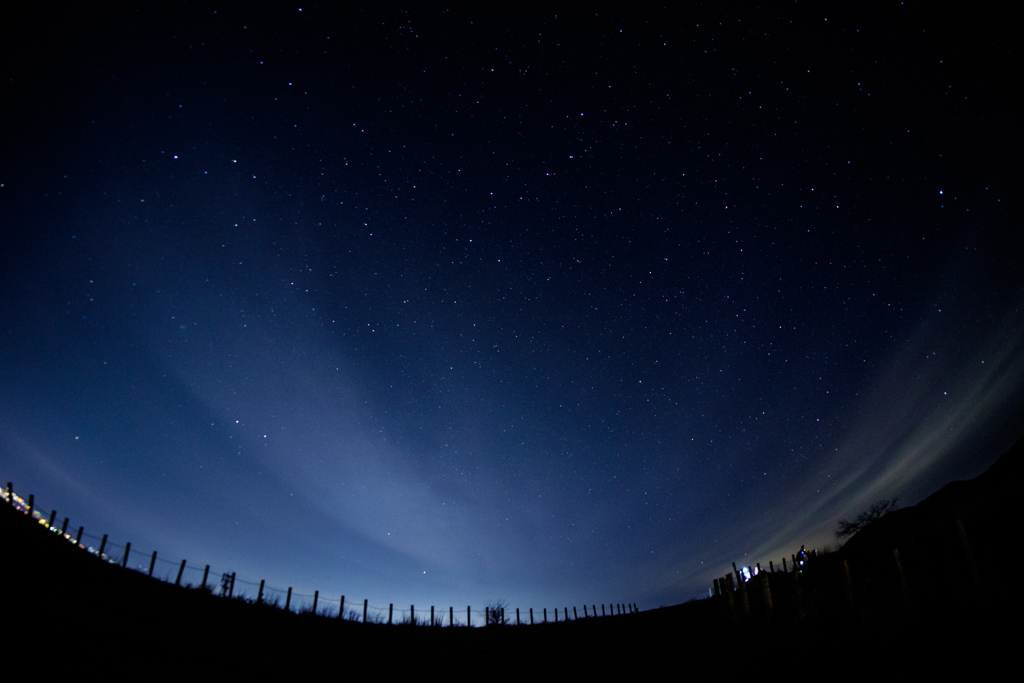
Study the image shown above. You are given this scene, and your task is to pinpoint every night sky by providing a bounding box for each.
[2,4,1020,614]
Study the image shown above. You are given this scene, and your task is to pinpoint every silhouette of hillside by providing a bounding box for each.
[3,438,1018,675]
[840,436,1019,562]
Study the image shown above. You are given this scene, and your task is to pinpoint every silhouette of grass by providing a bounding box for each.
[295,601,337,618]
[230,591,256,604]
[486,600,509,626]
[397,612,435,626]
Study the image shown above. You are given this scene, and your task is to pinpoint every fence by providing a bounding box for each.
[710,517,988,628]
[2,482,637,627]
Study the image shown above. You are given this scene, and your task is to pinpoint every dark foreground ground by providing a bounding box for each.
[3,440,1018,675]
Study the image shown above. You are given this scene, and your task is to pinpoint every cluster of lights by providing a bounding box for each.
[737,547,812,583]
[2,489,111,561]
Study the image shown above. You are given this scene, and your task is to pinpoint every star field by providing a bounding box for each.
[1,4,1020,611]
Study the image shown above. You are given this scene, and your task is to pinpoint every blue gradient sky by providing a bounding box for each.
[1,4,1020,614]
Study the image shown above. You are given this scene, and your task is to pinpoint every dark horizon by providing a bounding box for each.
[1,4,1020,612]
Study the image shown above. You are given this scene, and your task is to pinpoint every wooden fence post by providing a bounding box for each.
[716,577,733,626]
[573,606,578,619]
[583,605,587,618]
[839,559,856,621]
[258,580,265,603]
[229,573,235,599]
[76,526,84,547]
[364,599,368,623]
[48,510,56,528]
[449,605,453,627]
[148,551,157,577]
[202,565,209,590]
[430,605,434,626]
[601,604,605,617]
[286,587,292,611]
[410,604,414,625]
[516,608,521,625]
[722,575,736,622]
[27,494,33,517]
[955,518,984,600]
[467,606,471,627]
[176,559,186,586]
[61,517,69,536]
[791,567,805,619]
[543,608,547,623]
[313,591,319,615]
[98,534,108,559]
[122,542,131,568]
[735,570,749,619]
[530,608,534,625]
[761,570,773,615]
[388,603,393,625]
[592,605,597,617]
[782,557,788,573]
[340,595,345,619]
[892,547,913,619]
[485,606,489,626]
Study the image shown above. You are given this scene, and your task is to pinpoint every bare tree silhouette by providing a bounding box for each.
[836,498,900,539]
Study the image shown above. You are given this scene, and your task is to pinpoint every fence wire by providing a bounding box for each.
[2,486,637,625]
